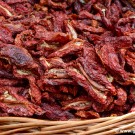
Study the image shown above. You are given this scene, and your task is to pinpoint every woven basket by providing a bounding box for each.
[0,1,134,135]
[0,111,135,135]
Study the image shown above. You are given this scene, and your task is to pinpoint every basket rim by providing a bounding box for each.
[0,111,135,135]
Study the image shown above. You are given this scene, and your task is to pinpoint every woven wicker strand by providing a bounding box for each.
[0,111,135,135]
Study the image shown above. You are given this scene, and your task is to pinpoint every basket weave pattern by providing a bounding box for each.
[0,112,135,135]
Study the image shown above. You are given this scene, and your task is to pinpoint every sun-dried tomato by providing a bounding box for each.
[92,95,113,112]
[48,39,84,58]
[0,86,44,116]
[0,0,134,120]
[75,110,100,119]
[79,45,116,95]
[0,78,23,86]
[11,2,33,15]
[0,1,15,17]
[0,44,38,69]
[96,43,130,84]
[114,104,131,112]
[41,103,75,120]
[61,96,92,111]
[129,103,135,112]
[128,86,135,103]
[0,26,14,43]
[33,25,71,44]
[114,88,127,106]
[5,0,28,4]
[40,0,67,10]
[65,65,107,104]
[71,20,105,34]
[3,23,26,36]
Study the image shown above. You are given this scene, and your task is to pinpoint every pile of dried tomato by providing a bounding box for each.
[0,0,134,120]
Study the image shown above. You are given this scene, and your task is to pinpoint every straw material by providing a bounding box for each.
[0,112,135,135]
